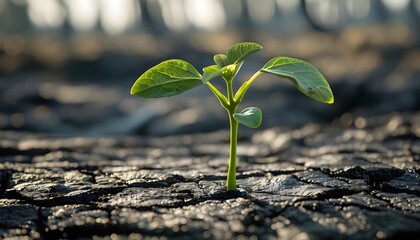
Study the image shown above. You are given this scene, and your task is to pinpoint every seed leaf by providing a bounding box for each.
[233,107,262,128]
[214,54,229,68]
[261,57,334,104]
[227,42,263,64]
[130,59,202,98]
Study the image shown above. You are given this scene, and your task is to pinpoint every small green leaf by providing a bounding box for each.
[203,63,242,83]
[261,57,334,104]
[221,63,241,82]
[227,42,263,64]
[233,107,262,128]
[131,59,202,98]
[202,65,222,84]
[214,54,229,68]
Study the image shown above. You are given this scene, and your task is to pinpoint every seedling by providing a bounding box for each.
[131,42,334,190]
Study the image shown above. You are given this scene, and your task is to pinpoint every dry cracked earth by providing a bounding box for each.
[1,112,420,239]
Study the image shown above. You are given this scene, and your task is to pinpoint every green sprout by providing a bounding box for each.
[130,42,334,190]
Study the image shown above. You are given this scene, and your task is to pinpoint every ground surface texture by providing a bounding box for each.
[1,112,419,240]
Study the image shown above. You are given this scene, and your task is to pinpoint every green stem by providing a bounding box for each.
[226,112,238,190]
[234,70,262,103]
[206,74,240,190]
[206,82,229,109]
[226,77,238,190]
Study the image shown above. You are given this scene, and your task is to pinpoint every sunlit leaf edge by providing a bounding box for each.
[131,59,202,98]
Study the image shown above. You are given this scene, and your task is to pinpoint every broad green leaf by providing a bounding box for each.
[214,54,229,68]
[131,59,202,98]
[202,65,222,84]
[261,57,334,104]
[227,42,263,64]
[233,107,262,128]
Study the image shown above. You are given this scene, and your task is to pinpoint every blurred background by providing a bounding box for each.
[0,0,419,136]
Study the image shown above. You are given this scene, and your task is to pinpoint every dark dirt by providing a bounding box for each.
[1,112,419,239]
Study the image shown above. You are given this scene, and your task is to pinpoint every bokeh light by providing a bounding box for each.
[0,0,418,136]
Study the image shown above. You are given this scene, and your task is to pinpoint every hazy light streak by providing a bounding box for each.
[382,0,410,12]
[247,0,276,23]
[99,0,141,35]
[185,0,226,30]
[160,0,189,31]
[27,0,65,29]
[346,0,370,19]
[276,0,299,13]
[223,0,243,20]
[415,0,420,13]
[305,0,340,27]
[65,0,99,31]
